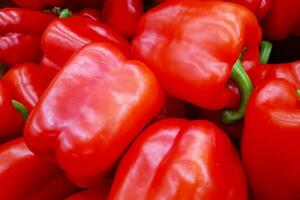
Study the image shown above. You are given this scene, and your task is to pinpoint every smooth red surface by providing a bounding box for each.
[132,0,261,110]
[0,138,78,199]
[109,119,248,199]
[102,0,144,38]
[0,80,23,143]
[248,61,300,87]
[0,8,55,66]
[42,15,130,69]
[242,64,300,199]
[3,63,50,110]
[0,8,55,35]
[40,55,61,81]
[227,0,270,19]
[0,33,41,67]
[24,43,165,187]
[78,8,102,22]
[155,0,270,19]
[262,0,300,40]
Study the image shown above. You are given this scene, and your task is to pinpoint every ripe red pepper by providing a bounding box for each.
[78,8,102,22]
[262,0,300,40]
[102,0,144,38]
[0,80,23,143]
[0,138,79,199]
[24,43,165,187]
[109,119,248,199]
[12,0,64,10]
[132,0,261,124]
[248,60,300,87]
[153,0,270,19]
[41,12,130,78]
[66,180,112,200]
[40,55,61,82]
[3,63,50,111]
[242,63,300,200]
[229,0,270,19]
[0,8,55,67]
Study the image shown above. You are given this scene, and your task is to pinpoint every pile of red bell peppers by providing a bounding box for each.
[0,0,299,199]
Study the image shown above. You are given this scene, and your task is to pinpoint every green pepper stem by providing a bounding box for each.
[297,90,300,97]
[222,60,253,124]
[260,41,273,64]
[12,100,29,122]
[59,9,72,18]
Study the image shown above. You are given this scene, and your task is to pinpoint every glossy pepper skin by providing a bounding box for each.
[102,0,144,38]
[0,33,41,67]
[262,0,300,40]
[0,138,78,199]
[242,63,300,200]
[247,61,300,87]
[3,63,50,111]
[41,15,130,76]
[228,0,270,19]
[0,80,23,143]
[78,8,102,22]
[0,8,55,67]
[109,119,248,200]
[24,43,165,187]
[156,0,270,19]
[132,0,261,111]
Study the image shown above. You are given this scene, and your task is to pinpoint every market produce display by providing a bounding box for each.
[0,0,299,199]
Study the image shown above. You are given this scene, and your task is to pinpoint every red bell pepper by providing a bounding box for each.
[24,43,165,187]
[41,12,130,78]
[248,60,300,87]
[12,0,64,10]
[242,63,300,200]
[102,0,144,38]
[66,179,112,200]
[262,0,300,40]
[0,138,79,199]
[3,63,50,111]
[152,0,270,19]
[0,80,23,143]
[78,8,102,22]
[109,119,248,199]
[0,8,55,67]
[40,55,61,81]
[132,0,261,124]
[0,33,41,67]
[224,0,270,19]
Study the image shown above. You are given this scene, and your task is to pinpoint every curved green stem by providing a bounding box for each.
[222,60,253,124]
[260,41,272,64]
[59,9,72,18]
[297,90,300,97]
[12,100,29,122]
